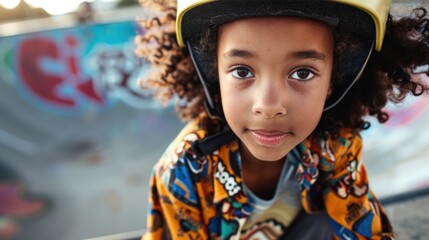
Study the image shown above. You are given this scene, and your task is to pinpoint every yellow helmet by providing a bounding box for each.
[175,0,392,114]
[177,0,390,51]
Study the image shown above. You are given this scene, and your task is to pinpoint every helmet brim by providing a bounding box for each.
[179,1,376,47]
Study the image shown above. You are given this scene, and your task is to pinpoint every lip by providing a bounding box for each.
[249,130,291,146]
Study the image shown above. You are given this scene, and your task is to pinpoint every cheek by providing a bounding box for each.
[293,85,330,127]
[219,80,250,125]
[220,82,238,115]
[296,99,323,117]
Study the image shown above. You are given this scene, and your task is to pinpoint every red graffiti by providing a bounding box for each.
[65,35,103,104]
[66,36,79,76]
[77,80,103,103]
[18,37,75,106]
[17,36,104,108]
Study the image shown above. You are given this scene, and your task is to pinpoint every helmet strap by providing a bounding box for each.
[187,41,224,120]
[324,40,374,111]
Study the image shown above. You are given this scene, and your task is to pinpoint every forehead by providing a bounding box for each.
[217,16,334,56]
[219,16,333,31]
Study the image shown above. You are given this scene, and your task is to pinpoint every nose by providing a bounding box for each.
[252,80,287,118]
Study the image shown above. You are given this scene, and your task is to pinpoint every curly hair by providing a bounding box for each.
[320,7,429,136]
[135,0,204,120]
[135,0,429,136]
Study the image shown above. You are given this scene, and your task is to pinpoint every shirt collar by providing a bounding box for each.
[212,138,322,203]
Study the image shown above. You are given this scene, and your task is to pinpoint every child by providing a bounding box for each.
[136,0,429,239]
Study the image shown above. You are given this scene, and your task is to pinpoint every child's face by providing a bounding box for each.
[217,17,333,162]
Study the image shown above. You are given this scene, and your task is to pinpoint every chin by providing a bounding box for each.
[249,149,289,162]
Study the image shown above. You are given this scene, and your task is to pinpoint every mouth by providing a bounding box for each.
[248,130,292,146]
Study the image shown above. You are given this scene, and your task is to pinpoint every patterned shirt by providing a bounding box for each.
[143,117,395,239]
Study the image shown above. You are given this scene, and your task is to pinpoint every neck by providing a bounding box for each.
[239,142,286,200]
[239,142,286,169]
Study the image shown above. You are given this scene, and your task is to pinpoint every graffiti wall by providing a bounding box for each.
[0,20,157,114]
[0,20,184,240]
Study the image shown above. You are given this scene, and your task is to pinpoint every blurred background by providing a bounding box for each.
[0,0,428,239]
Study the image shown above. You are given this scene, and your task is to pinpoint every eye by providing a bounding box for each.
[290,68,316,81]
[231,67,255,79]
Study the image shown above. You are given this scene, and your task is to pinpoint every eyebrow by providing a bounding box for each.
[223,49,256,59]
[288,50,327,61]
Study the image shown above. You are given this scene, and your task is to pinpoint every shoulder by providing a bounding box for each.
[308,128,363,172]
[328,128,362,155]
[312,128,361,154]
[154,117,210,173]
[150,117,217,206]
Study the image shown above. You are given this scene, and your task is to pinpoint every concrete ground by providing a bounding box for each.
[384,193,429,239]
